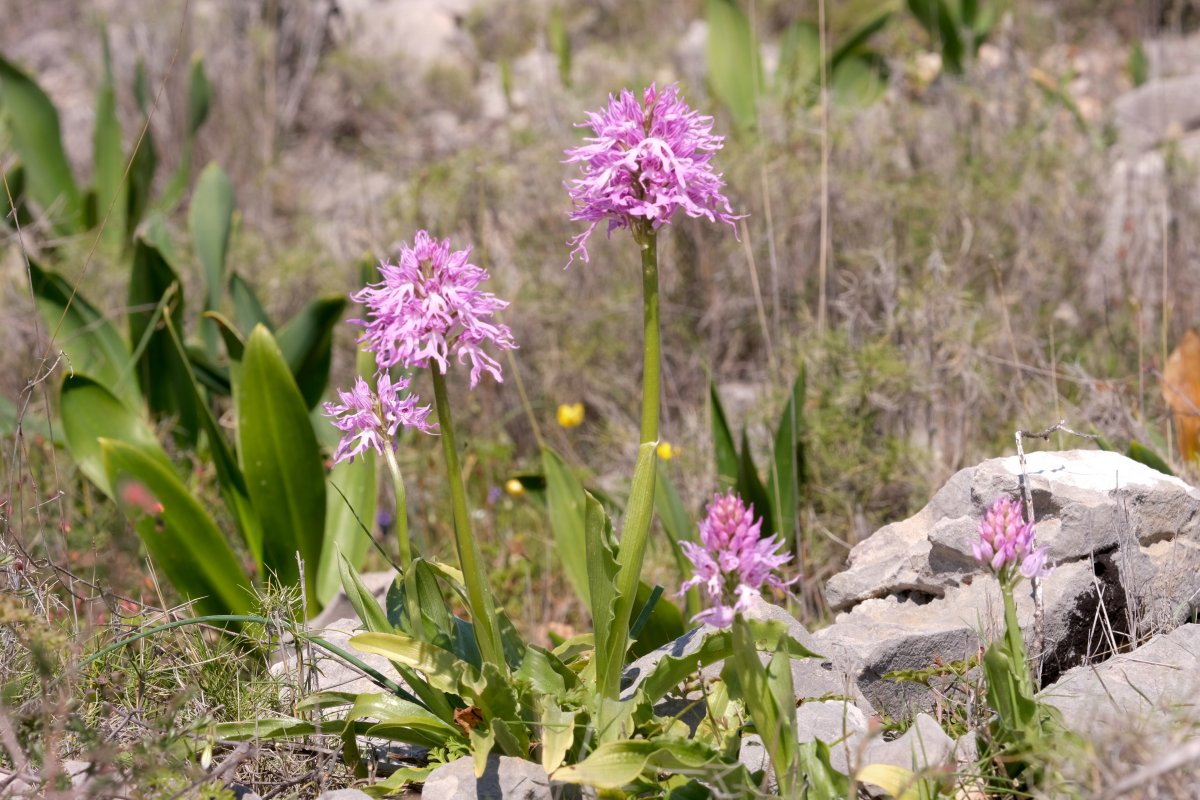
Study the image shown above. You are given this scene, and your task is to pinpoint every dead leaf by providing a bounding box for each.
[1162,329,1200,460]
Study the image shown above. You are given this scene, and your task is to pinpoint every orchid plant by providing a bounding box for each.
[204,83,851,797]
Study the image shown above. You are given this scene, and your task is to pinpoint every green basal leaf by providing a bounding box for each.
[91,33,127,249]
[705,0,760,131]
[236,325,326,613]
[769,369,806,550]
[539,700,576,772]
[541,446,590,605]
[709,382,739,490]
[101,438,253,617]
[0,55,84,232]
[276,294,346,409]
[552,737,731,790]
[229,272,274,334]
[30,260,139,410]
[351,631,482,698]
[60,374,165,498]
[189,161,234,354]
[337,550,392,633]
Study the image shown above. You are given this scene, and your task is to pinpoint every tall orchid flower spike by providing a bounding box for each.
[322,373,435,465]
[564,83,743,265]
[351,231,517,388]
[679,491,795,628]
[973,496,1052,582]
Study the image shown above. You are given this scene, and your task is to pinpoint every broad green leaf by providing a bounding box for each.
[709,383,738,489]
[336,550,392,633]
[477,660,530,756]
[189,162,234,354]
[777,21,821,106]
[539,701,576,772]
[830,56,886,107]
[229,272,274,334]
[602,442,658,698]
[728,619,796,795]
[204,310,246,361]
[1128,441,1174,476]
[796,739,850,798]
[186,54,212,135]
[541,446,590,605]
[91,35,127,249]
[351,631,482,698]
[552,737,728,789]
[830,7,895,70]
[161,315,263,567]
[907,0,965,73]
[737,428,774,537]
[399,558,455,645]
[129,239,201,445]
[0,56,83,232]
[125,117,157,237]
[769,370,805,549]
[705,0,760,130]
[628,581,684,656]
[344,692,462,749]
[654,464,697,622]
[236,325,326,612]
[586,492,620,695]
[29,260,138,409]
[60,375,166,497]
[101,438,253,616]
[319,454,378,606]
[276,294,346,409]
[516,645,578,697]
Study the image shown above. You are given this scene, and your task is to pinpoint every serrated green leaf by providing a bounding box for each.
[236,325,325,612]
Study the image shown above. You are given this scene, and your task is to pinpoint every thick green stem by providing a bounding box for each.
[430,368,506,675]
[639,229,661,444]
[380,443,411,570]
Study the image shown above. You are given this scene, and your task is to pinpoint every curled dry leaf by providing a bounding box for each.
[1162,329,1200,461]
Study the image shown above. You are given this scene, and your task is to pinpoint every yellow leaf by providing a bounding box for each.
[857,763,922,800]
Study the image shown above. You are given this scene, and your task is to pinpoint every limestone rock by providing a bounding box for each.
[817,558,1114,717]
[317,790,375,800]
[1040,623,1200,735]
[1113,76,1200,155]
[422,755,555,800]
[825,451,1200,642]
[861,713,956,774]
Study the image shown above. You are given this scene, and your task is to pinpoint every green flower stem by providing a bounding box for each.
[1001,580,1034,696]
[596,225,663,699]
[380,441,411,570]
[430,367,506,675]
[638,227,661,444]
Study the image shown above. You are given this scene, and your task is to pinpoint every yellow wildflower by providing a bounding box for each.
[656,441,676,460]
[557,402,585,428]
[504,478,525,497]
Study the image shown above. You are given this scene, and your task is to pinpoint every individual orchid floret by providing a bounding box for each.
[322,372,435,465]
[564,83,743,265]
[351,231,518,388]
[678,491,795,628]
[973,496,1052,581]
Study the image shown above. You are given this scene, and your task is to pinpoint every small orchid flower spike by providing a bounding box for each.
[974,496,1052,581]
[322,372,435,465]
[679,491,795,627]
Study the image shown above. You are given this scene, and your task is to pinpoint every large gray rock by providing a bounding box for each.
[1040,623,1200,735]
[861,713,957,776]
[817,557,1109,717]
[825,450,1200,631]
[1113,75,1200,155]
[422,755,555,800]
